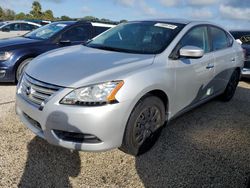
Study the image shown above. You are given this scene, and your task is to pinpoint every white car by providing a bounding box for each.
[0,21,41,39]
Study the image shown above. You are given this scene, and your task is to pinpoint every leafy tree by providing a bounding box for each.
[15,12,26,20]
[82,16,99,21]
[0,6,4,20]
[30,1,42,19]
[60,15,71,21]
[43,10,54,20]
[120,19,128,23]
[4,9,15,20]
[100,18,112,22]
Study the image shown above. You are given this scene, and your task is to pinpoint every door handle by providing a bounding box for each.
[231,57,236,62]
[206,63,214,69]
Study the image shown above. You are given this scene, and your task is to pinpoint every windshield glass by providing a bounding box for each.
[0,22,6,27]
[86,21,185,54]
[24,22,70,40]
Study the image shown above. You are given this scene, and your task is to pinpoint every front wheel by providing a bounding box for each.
[16,58,33,82]
[220,69,240,102]
[120,95,166,156]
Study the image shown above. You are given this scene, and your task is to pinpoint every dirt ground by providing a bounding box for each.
[0,81,250,188]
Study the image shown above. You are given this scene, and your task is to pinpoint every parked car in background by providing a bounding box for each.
[16,19,244,156]
[24,19,52,26]
[230,30,250,78]
[0,21,41,39]
[0,21,115,82]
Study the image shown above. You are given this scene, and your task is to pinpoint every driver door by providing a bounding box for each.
[172,26,215,114]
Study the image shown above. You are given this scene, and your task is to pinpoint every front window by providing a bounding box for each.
[4,23,21,31]
[24,22,70,40]
[179,26,210,53]
[86,22,185,54]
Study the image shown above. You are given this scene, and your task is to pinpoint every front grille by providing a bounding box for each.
[19,74,61,109]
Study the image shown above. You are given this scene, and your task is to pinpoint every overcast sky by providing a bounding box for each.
[0,0,250,30]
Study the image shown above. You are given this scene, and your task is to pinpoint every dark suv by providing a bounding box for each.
[0,21,115,82]
[230,30,250,78]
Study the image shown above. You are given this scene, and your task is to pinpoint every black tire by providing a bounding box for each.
[120,95,166,156]
[220,69,240,102]
[16,58,33,82]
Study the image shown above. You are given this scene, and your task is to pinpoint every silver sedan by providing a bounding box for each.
[16,19,244,156]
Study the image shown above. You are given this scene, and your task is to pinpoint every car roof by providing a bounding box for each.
[135,18,191,24]
[230,30,250,33]
[1,20,41,26]
[52,20,116,28]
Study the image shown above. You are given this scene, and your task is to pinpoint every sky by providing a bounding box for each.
[0,0,250,30]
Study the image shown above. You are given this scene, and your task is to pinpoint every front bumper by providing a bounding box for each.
[15,89,132,152]
[0,59,16,82]
[241,68,250,78]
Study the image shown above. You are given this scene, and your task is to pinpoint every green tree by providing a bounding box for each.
[4,9,15,20]
[119,19,128,23]
[30,1,42,19]
[82,16,99,21]
[15,12,26,20]
[60,15,71,21]
[43,10,54,20]
[0,6,4,20]
[100,18,112,22]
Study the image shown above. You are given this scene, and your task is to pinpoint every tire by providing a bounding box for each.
[120,95,166,156]
[220,69,240,102]
[16,58,33,82]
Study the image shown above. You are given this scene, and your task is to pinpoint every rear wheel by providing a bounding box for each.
[220,69,240,102]
[16,58,33,82]
[120,95,166,156]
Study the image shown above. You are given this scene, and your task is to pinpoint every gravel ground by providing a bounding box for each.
[0,81,250,188]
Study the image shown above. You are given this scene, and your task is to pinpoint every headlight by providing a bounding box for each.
[60,81,124,106]
[0,52,12,61]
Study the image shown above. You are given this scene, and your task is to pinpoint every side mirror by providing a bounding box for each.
[59,40,71,45]
[2,27,10,32]
[179,46,204,58]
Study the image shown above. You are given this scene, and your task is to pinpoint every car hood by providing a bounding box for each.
[26,45,155,88]
[0,37,41,49]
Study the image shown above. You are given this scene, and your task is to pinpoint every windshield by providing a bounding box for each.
[24,22,70,40]
[86,22,185,54]
[0,22,6,27]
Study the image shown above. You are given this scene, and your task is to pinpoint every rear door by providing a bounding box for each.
[209,26,236,93]
[173,25,215,112]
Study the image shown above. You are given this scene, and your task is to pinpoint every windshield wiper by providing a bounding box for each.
[87,44,139,53]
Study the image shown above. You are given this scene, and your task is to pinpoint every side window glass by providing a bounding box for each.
[5,23,21,31]
[210,27,228,51]
[179,26,209,53]
[94,26,109,36]
[22,23,37,31]
[61,25,91,42]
